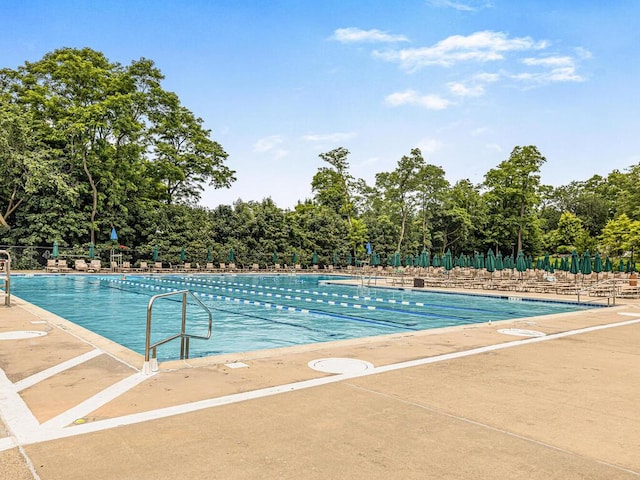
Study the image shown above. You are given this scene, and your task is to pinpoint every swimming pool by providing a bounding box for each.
[12,274,596,360]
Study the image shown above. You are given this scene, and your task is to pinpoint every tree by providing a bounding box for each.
[149,91,234,205]
[599,214,640,258]
[483,146,547,254]
[375,148,425,252]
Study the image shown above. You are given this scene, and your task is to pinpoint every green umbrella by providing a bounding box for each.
[180,246,185,262]
[604,256,612,272]
[228,248,235,262]
[332,252,338,266]
[593,252,603,279]
[312,251,318,265]
[543,252,550,271]
[554,257,560,270]
[421,250,430,268]
[52,241,59,259]
[526,255,533,270]
[88,242,95,260]
[432,254,440,268]
[569,250,580,275]
[371,251,378,266]
[626,259,631,273]
[443,249,453,272]
[618,259,624,272]
[486,249,496,274]
[516,250,527,278]
[392,251,401,268]
[581,250,592,276]
[272,250,278,264]
[153,245,159,262]
[495,251,504,271]
[207,247,212,262]
[292,252,298,265]
[405,254,414,267]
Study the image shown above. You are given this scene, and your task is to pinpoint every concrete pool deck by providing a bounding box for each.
[1,278,639,479]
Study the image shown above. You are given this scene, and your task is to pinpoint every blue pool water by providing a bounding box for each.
[12,274,596,360]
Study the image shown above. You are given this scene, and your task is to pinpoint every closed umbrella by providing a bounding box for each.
[443,249,453,273]
[52,241,59,259]
[593,252,603,280]
[88,242,95,259]
[405,254,414,267]
[486,249,496,274]
[516,250,527,279]
[604,256,612,273]
[110,227,118,242]
[272,250,278,264]
[332,252,338,266]
[180,246,185,263]
[495,251,504,271]
[581,250,592,284]
[207,247,212,262]
[228,248,235,262]
[569,250,580,275]
[312,251,318,265]
[543,252,550,271]
[432,254,441,268]
[153,245,159,262]
[392,251,401,268]
[292,252,298,265]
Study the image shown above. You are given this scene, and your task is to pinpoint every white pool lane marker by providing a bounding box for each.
[1,316,639,450]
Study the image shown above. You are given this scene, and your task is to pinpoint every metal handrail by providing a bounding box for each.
[0,250,11,306]
[577,278,621,306]
[143,290,212,374]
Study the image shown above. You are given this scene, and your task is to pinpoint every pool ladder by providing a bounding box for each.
[143,290,213,374]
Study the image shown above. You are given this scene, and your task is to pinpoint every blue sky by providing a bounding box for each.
[2,0,639,208]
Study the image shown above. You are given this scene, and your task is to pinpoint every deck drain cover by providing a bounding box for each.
[308,358,374,374]
[0,331,48,340]
[498,328,545,337]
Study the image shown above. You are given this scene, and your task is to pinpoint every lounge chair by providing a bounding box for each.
[122,261,131,272]
[110,261,120,272]
[228,263,237,272]
[74,259,88,272]
[251,263,259,271]
[88,260,101,272]
[205,262,215,272]
[219,262,226,271]
[46,259,59,272]
[139,261,149,272]
[153,262,163,272]
[56,259,70,272]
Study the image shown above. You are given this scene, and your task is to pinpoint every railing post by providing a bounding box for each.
[180,291,188,359]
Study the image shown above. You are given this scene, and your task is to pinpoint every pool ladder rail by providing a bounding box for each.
[0,249,10,306]
[143,290,213,374]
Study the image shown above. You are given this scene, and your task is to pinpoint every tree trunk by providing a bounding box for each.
[82,150,98,245]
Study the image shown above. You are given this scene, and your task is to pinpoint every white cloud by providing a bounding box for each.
[512,66,584,84]
[522,56,574,67]
[254,135,283,152]
[485,143,502,152]
[332,27,409,44]
[427,0,493,11]
[385,90,451,110]
[374,30,546,71]
[472,72,500,83]
[302,132,356,142]
[417,138,445,154]
[447,81,485,97]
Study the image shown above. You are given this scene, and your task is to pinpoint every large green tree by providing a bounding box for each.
[483,146,547,254]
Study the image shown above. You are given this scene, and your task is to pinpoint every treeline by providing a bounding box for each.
[2,48,640,267]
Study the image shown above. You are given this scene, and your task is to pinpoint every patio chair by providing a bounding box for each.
[74,259,88,272]
[251,263,259,271]
[139,261,149,272]
[153,262,163,272]
[219,262,226,271]
[205,262,215,272]
[88,260,101,272]
[122,261,131,273]
[46,259,59,272]
[57,259,70,272]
